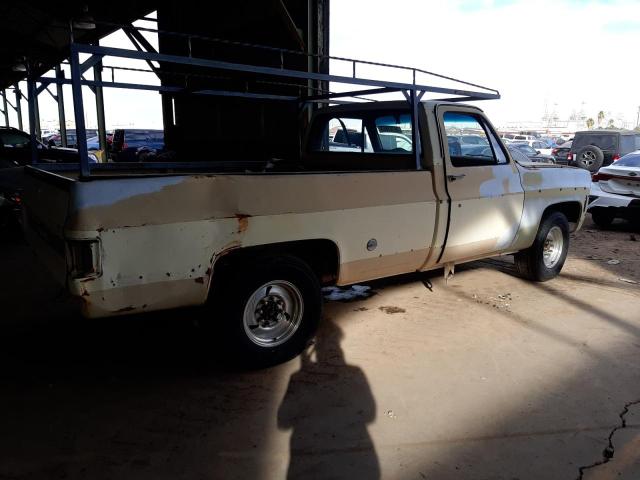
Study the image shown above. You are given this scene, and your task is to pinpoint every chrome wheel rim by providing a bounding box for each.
[580,151,595,167]
[243,280,303,347]
[543,226,564,269]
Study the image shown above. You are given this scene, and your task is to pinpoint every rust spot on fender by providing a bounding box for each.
[195,277,205,284]
[81,289,90,297]
[235,214,251,233]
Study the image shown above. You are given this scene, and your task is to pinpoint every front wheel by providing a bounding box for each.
[515,212,570,282]
[211,255,322,368]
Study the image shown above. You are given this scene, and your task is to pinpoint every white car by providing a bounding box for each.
[588,151,640,228]
[524,139,553,155]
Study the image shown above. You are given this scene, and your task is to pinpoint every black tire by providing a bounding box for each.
[575,145,604,172]
[591,208,615,229]
[211,255,322,368]
[515,212,570,282]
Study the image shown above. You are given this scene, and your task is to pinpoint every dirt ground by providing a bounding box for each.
[1,216,639,480]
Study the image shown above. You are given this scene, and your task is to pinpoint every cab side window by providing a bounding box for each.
[443,112,508,167]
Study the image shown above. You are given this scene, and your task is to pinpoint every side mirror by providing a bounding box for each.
[536,150,541,154]
[48,139,56,148]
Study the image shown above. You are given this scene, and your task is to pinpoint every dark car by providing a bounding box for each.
[111,129,165,162]
[569,130,640,172]
[551,141,572,165]
[510,142,555,164]
[0,126,96,166]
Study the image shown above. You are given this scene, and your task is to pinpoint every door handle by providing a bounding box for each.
[447,174,466,182]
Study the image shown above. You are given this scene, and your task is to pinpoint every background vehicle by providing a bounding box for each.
[46,129,99,148]
[503,133,537,142]
[510,142,556,163]
[508,145,554,165]
[588,151,640,228]
[86,134,114,151]
[525,139,553,155]
[569,130,640,172]
[0,126,98,165]
[23,101,591,366]
[551,140,572,165]
[111,129,165,162]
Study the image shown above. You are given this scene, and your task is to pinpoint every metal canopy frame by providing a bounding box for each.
[31,31,500,179]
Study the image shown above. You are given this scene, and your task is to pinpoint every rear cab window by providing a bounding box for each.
[442,111,508,166]
[306,109,417,171]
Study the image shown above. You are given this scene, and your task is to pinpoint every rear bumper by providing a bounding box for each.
[588,182,637,209]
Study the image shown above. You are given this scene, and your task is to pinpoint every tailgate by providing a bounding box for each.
[22,167,74,286]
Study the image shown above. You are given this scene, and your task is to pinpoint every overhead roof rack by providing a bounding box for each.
[29,22,500,177]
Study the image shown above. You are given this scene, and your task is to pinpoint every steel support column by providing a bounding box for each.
[55,66,68,147]
[92,52,107,152]
[69,46,90,178]
[1,90,8,127]
[26,69,38,164]
[33,87,41,140]
[14,86,23,131]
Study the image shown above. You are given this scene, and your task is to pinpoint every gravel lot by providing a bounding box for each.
[1,216,639,480]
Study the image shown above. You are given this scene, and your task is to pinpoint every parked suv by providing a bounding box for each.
[569,130,640,172]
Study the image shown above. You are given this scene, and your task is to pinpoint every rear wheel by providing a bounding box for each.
[591,208,615,229]
[575,146,604,172]
[515,212,570,282]
[211,255,322,368]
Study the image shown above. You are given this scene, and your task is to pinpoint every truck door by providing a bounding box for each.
[437,107,524,263]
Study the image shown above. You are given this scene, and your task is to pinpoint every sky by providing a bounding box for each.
[6,0,640,133]
[330,0,640,129]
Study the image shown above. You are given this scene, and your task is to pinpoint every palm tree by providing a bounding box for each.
[597,111,605,128]
[586,118,595,129]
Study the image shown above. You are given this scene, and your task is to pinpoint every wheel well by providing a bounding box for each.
[542,201,583,231]
[212,239,340,287]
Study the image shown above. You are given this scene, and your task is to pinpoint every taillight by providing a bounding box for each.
[552,148,558,155]
[612,154,621,162]
[123,142,128,149]
[568,153,574,161]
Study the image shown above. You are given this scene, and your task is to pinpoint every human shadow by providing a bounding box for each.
[277,320,380,479]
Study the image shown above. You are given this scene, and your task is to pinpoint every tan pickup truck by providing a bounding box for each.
[22,101,591,365]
